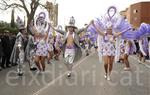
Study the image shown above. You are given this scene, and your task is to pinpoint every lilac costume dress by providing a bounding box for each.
[35,32,48,57]
[47,34,54,52]
[101,34,116,56]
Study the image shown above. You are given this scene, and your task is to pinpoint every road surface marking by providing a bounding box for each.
[33,52,95,95]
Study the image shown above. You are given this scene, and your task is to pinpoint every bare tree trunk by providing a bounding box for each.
[26,12,35,35]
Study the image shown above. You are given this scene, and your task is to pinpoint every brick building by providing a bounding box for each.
[120,2,150,28]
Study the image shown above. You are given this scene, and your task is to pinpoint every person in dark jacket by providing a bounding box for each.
[0,34,4,71]
[1,31,11,68]
[9,33,17,66]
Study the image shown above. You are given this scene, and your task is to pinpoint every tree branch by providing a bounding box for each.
[0,0,48,29]
[19,0,29,16]
[0,0,24,10]
[39,3,47,9]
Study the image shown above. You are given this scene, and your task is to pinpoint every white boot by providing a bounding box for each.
[107,74,111,81]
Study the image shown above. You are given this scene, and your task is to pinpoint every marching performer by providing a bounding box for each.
[118,39,126,63]
[119,40,136,70]
[30,12,50,73]
[87,6,150,80]
[138,37,149,63]
[10,16,26,76]
[47,33,54,64]
[89,6,132,80]
[84,34,91,56]
[25,34,37,71]
[54,34,62,60]
[51,16,90,77]
[124,40,136,70]
[92,22,128,80]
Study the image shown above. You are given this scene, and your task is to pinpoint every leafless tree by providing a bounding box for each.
[0,0,51,33]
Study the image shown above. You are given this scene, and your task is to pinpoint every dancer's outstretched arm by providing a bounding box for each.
[77,21,92,34]
[114,28,132,37]
[91,20,105,36]
[50,25,65,35]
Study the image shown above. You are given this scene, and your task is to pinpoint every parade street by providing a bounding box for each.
[0,0,150,95]
[0,51,149,95]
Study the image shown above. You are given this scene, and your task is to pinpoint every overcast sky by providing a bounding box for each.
[0,0,149,27]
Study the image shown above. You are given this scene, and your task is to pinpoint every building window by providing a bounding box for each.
[133,9,138,14]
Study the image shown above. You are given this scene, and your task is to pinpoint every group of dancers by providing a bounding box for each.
[9,6,150,81]
[10,13,64,76]
[87,6,150,81]
[10,13,91,77]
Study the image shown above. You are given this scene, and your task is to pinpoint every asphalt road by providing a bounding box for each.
[0,52,149,95]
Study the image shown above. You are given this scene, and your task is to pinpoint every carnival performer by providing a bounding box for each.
[92,20,130,80]
[87,5,136,80]
[10,16,26,76]
[138,37,149,63]
[30,12,50,73]
[120,40,136,71]
[118,40,126,63]
[84,34,91,56]
[25,34,37,71]
[125,40,136,70]
[54,34,62,60]
[114,37,121,63]
[79,34,86,49]
[82,24,92,55]
[86,5,150,80]
[47,33,54,64]
[51,16,90,77]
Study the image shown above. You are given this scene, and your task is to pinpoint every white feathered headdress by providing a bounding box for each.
[16,16,25,30]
